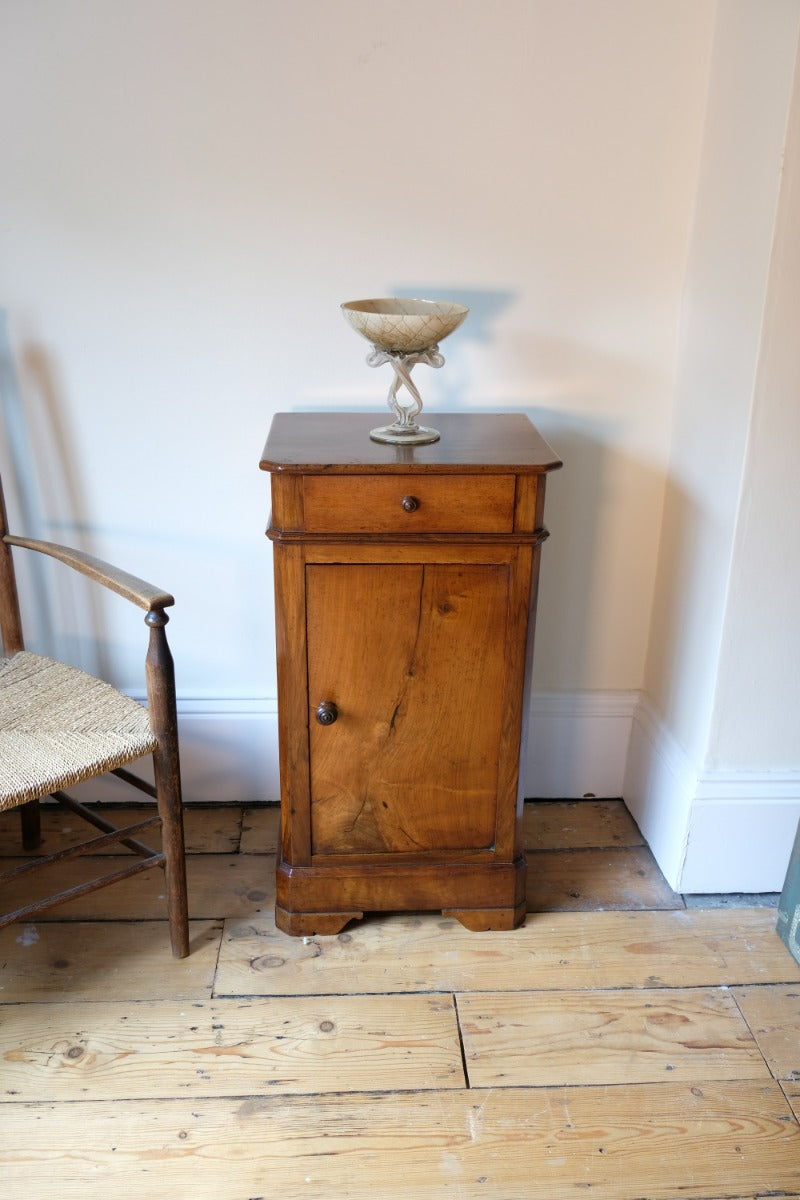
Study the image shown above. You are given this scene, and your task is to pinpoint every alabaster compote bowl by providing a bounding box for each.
[341,298,468,444]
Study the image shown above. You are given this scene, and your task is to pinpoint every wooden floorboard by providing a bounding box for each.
[526,845,682,910]
[0,993,465,1101]
[0,848,680,921]
[524,798,646,849]
[214,906,800,996]
[2,1083,799,1199]
[241,804,280,853]
[733,984,800,1080]
[457,986,770,1087]
[0,802,243,855]
[0,920,221,1002]
[1,800,799,1199]
[784,1079,800,1121]
[0,853,273,920]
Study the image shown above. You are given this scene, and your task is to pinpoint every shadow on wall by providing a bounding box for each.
[389,285,516,409]
[0,310,105,674]
[524,410,608,691]
[641,473,709,751]
[369,298,667,696]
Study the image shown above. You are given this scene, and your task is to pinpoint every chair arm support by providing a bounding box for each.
[3,534,174,612]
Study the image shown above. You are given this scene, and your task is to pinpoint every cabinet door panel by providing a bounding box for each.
[306,562,509,855]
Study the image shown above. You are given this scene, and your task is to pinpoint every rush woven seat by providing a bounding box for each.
[1,471,190,958]
[0,652,158,808]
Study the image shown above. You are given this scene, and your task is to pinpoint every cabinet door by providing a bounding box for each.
[306,561,511,856]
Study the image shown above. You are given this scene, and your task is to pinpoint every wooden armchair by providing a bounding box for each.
[0,473,189,957]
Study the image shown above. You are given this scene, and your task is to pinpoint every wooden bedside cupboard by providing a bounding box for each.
[260,412,561,936]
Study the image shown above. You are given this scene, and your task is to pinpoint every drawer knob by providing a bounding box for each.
[315,700,339,726]
[401,495,419,513]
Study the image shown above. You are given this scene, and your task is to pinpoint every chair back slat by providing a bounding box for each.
[0,473,25,654]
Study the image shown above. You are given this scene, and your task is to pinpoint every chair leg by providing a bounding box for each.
[20,799,41,851]
[153,740,190,958]
[146,607,190,958]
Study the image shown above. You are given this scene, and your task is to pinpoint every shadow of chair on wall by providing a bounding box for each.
[0,310,108,675]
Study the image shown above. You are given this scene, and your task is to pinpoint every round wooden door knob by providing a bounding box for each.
[315,700,339,726]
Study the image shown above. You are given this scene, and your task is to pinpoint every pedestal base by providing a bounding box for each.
[369,422,440,445]
[275,853,527,936]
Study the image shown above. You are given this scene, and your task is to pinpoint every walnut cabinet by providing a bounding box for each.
[260,412,561,936]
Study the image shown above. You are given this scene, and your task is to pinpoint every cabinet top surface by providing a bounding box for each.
[260,412,562,475]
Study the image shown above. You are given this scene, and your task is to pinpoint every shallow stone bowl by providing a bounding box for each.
[341,298,468,355]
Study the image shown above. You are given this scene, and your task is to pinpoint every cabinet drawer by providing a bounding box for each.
[302,474,516,534]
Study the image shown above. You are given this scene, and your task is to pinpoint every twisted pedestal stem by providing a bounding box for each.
[367,345,444,445]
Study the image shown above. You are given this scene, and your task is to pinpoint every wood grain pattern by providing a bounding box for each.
[265,413,555,930]
[3,534,174,611]
[260,411,563,475]
[275,859,525,935]
[0,921,220,1002]
[524,799,645,849]
[733,984,800,1080]
[458,987,769,1087]
[214,907,800,997]
[0,804,243,856]
[302,473,516,533]
[240,805,280,853]
[0,854,271,920]
[0,993,464,1101]
[241,799,645,856]
[2,1083,798,1199]
[272,542,312,866]
[270,471,304,530]
[2,805,800,1199]
[526,846,682,911]
[306,563,508,855]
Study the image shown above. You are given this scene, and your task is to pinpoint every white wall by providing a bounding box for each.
[685,14,800,893]
[708,52,800,773]
[0,0,713,793]
[2,2,798,890]
[625,0,800,890]
[641,0,799,766]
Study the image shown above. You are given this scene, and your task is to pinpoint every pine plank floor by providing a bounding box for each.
[1,799,799,1200]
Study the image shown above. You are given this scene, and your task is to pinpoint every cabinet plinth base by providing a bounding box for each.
[275,905,364,937]
[442,902,527,931]
[275,853,527,937]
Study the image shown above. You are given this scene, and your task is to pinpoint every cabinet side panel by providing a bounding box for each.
[495,545,535,859]
[270,474,304,532]
[273,543,311,865]
[513,476,538,533]
[518,540,545,818]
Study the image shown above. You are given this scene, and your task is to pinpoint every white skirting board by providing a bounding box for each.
[75,689,800,895]
[108,689,636,807]
[624,694,800,894]
[176,696,281,804]
[171,690,638,806]
[522,690,637,800]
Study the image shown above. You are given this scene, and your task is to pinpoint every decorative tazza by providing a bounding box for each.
[341,298,468,445]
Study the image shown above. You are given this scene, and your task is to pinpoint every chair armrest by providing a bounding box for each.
[3,535,174,612]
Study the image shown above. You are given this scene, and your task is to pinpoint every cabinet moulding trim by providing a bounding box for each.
[267,530,550,545]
